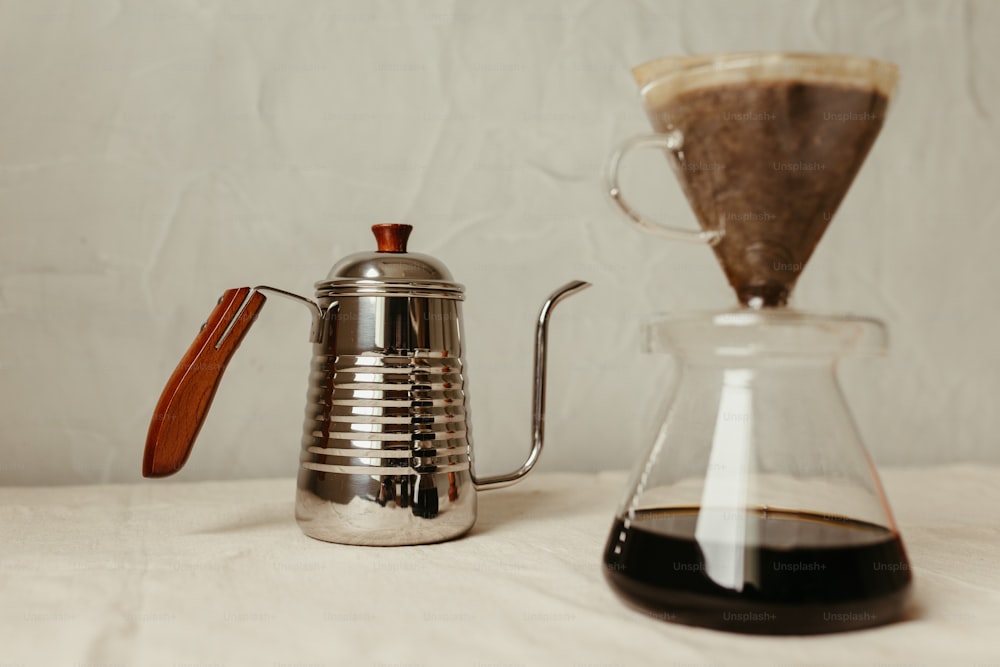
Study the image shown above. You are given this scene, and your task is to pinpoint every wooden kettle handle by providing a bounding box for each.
[143,287,266,478]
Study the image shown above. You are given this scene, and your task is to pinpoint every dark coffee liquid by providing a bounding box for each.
[650,81,889,306]
[604,508,911,634]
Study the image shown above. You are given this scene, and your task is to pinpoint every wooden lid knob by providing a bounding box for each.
[372,224,412,253]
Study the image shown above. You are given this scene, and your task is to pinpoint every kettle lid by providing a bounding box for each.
[315,224,464,298]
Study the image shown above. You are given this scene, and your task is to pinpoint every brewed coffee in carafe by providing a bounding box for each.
[604,54,911,634]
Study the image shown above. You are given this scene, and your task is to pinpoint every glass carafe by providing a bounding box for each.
[603,310,912,634]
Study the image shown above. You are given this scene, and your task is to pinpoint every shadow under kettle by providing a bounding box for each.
[143,224,589,546]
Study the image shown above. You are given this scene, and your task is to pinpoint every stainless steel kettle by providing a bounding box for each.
[143,224,589,545]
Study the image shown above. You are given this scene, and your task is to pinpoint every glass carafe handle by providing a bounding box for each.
[606,132,723,245]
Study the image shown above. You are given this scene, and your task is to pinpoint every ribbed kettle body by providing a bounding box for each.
[295,293,476,545]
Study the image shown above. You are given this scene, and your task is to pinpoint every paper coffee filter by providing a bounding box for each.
[633,52,898,106]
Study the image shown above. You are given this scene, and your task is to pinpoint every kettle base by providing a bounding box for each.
[295,471,478,546]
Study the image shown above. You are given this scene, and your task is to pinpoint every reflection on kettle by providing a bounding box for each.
[143,224,589,545]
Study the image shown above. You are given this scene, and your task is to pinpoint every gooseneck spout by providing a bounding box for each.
[472,280,591,491]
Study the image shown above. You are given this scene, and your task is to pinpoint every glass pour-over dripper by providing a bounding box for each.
[608,52,898,308]
[602,53,910,634]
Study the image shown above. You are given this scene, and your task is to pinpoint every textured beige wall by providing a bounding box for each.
[1,0,997,484]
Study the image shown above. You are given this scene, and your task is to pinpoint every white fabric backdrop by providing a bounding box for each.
[1,0,998,484]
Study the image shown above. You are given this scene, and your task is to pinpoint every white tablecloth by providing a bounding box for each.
[3,467,1000,666]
